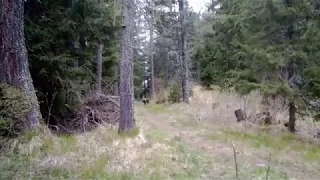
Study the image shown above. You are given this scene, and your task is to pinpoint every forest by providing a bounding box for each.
[1,0,320,179]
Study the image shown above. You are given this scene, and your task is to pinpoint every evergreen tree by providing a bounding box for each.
[194,0,320,132]
[0,0,41,130]
[118,0,136,133]
[25,0,120,120]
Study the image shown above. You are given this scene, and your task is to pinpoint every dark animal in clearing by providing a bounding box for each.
[142,97,149,105]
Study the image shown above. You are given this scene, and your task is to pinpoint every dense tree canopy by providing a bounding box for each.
[24,0,121,121]
[193,0,320,131]
[2,0,320,136]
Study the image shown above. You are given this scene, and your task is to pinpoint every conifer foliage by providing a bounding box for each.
[194,0,320,132]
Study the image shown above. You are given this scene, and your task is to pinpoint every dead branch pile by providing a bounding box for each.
[57,94,120,133]
[248,112,279,126]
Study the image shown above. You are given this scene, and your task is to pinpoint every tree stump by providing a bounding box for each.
[235,109,245,122]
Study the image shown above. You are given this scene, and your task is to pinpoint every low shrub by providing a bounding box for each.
[168,83,182,103]
[0,84,30,137]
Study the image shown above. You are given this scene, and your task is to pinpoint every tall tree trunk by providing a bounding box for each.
[113,63,119,96]
[287,61,296,132]
[183,25,190,101]
[95,43,104,93]
[112,0,119,96]
[284,0,296,133]
[178,0,189,103]
[288,101,296,132]
[0,0,41,129]
[149,0,155,99]
[197,60,201,83]
[118,0,135,133]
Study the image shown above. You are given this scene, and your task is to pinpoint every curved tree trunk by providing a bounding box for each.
[0,0,41,129]
[118,0,135,133]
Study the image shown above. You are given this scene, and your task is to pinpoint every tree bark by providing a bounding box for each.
[197,60,201,83]
[0,0,41,129]
[288,101,296,132]
[113,63,119,96]
[178,0,189,103]
[149,0,155,99]
[96,43,104,93]
[118,0,135,133]
[284,0,297,133]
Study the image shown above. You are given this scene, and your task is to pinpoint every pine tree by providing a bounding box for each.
[178,0,190,103]
[118,0,136,133]
[0,0,41,129]
[194,0,320,132]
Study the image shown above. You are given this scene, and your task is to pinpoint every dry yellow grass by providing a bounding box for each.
[188,85,320,137]
[1,84,320,180]
[0,113,212,180]
[140,85,320,179]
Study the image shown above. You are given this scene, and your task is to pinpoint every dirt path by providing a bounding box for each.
[138,105,320,180]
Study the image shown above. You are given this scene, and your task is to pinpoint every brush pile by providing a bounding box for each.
[58,94,120,133]
[248,112,279,126]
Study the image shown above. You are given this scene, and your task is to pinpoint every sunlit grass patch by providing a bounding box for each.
[19,129,41,143]
[39,167,71,179]
[303,145,320,161]
[0,153,31,179]
[118,127,140,138]
[240,166,289,180]
[82,153,111,179]
[140,132,213,179]
[207,128,320,162]
[59,134,77,153]
[145,104,168,113]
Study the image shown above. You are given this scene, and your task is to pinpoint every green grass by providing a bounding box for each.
[145,104,168,113]
[19,129,41,143]
[39,134,77,156]
[59,134,77,152]
[40,167,71,179]
[82,153,111,179]
[141,130,213,180]
[240,166,290,180]
[208,128,320,162]
[118,127,140,138]
[0,153,31,179]
[40,136,54,155]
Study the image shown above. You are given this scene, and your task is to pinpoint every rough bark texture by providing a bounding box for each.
[149,0,155,99]
[118,0,135,133]
[0,0,41,129]
[112,0,119,96]
[287,61,296,133]
[178,0,189,103]
[96,43,104,93]
[284,0,297,133]
[288,102,296,132]
[113,63,119,96]
[235,109,246,122]
[197,61,201,83]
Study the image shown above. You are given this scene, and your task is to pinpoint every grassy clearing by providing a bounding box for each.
[207,127,320,162]
[145,103,169,113]
[0,119,213,180]
[140,129,213,180]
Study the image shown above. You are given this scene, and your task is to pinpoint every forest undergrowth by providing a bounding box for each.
[1,86,320,180]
